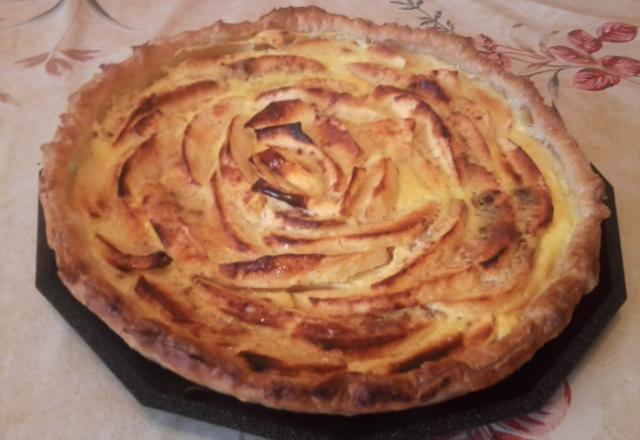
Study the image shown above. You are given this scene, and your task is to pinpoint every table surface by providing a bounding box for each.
[1,1,638,439]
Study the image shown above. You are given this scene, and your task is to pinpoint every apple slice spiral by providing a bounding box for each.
[52,25,583,415]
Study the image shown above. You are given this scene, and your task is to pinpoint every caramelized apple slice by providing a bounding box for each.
[413,102,458,184]
[348,62,408,86]
[390,333,463,373]
[142,188,207,262]
[251,178,309,209]
[366,44,407,68]
[312,116,363,173]
[373,202,465,289]
[134,276,190,322]
[96,234,171,272]
[227,116,261,183]
[245,99,315,130]
[227,55,325,78]
[255,123,341,194]
[408,76,450,105]
[307,290,416,316]
[195,279,294,329]
[365,159,399,222]
[251,147,326,197]
[447,112,492,168]
[368,86,457,184]
[117,135,161,199]
[452,97,491,137]
[499,139,553,234]
[256,86,337,109]
[326,93,379,123]
[293,311,421,353]
[218,248,392,289]
[266,203,438,254]
[352,117,416,160]
[209,171,256,253]
[114,80,222,147]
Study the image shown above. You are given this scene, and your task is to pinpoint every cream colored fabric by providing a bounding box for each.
[1,1,638,439]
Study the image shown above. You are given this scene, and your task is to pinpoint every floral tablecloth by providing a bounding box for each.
[1,1,638,439]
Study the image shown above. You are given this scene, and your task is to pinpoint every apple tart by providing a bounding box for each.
[40,7,608,414]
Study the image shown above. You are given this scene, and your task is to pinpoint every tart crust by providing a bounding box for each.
[39,6,608,415]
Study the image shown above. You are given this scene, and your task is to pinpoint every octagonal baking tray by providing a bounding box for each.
[35,172,626,440]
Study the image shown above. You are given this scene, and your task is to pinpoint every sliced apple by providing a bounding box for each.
[446,112,492,167]
[413,102,458,184]
[181,98,243,186]
[499,139,553,234]
[113,80,223,148]
[228,116,260,183]
[292,314,412,352]
[254,123,341,195]
[256,86,337,109]
[312,116,363,173]
[452,96,491,137]
[266,203,438,254]
[365,44,407,68]
[245,99,315,130]
[251,147,325,197]
[352,117,415,160]
[341,158,398,222]
[226,55,325,78]
[348,62,408,86]
[372,201,466,290]
[307,289,416,316]
[142,187,208,262]
[117,135,161,199]
[218,247,392,289]
[408,76,450,104]
[134,276,190,322]
[195,279,294,329]
[365,159,399,222]
[96,234,171,272]
[210,170,258,253]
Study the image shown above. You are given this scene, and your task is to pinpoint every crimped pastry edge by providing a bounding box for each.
[39,6,609,415]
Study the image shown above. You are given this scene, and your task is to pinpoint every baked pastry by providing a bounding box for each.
[39,7,608,415]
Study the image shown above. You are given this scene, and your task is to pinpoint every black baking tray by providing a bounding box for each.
[35,173,626,440]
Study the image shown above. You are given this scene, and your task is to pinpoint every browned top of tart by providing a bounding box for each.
[40,7,608,414]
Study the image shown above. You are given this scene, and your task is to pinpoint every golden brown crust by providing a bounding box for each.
[39,6,608,415]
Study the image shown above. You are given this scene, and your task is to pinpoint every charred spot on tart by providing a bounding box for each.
[245,99,312,129]
[255,122,314,145]
[251,178,309,208]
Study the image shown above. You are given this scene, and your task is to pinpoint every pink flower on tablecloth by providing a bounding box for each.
[474,34,512,69]
[16,49,99,76]
[440,381,572,440]
[10,0,130,77]
[572,68,621,91]
[468,19,640,95]
[545,22,640,91]
[567,29,602,53]
[596,22,637,42]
